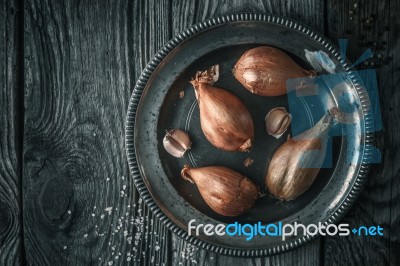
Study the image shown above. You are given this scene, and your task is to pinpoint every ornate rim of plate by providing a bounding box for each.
[125,13,374,257]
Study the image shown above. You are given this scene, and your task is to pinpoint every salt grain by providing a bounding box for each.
[84,234,88,238]
[105,207,113,215]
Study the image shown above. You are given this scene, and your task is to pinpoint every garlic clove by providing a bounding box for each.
[265,107,291,139]
[163,129,192,158]
[181,165,259,216]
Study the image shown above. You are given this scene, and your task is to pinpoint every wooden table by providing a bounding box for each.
[1,0,399,265]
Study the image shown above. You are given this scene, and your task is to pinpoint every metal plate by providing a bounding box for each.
[125,13,373,257]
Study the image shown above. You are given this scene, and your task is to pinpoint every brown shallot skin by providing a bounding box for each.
[266,138,323,200]
[191,68,254,152]
[181,165,259,216]
[265,113,333,200]
[234,46,314,96]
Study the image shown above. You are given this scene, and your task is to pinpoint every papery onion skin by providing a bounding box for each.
[234,46,314,96]
[191,66,254,152]
[181,165,259,216]
[265,113,333,200]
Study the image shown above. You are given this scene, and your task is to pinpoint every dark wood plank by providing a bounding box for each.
[387,2,400,262]
[170,1,324,265]
[23,0,171,264]
[171,0,325,34]
[0,0,22,264]
[325,0,399,265]
[172,235,321,266]
[381,3,400,265]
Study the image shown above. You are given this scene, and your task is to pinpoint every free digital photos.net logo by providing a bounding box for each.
[188,39,383,241]
[188,220,384,241]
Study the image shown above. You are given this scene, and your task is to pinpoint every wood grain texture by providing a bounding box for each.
[24,0,171,265]
[171,0,325,36]
[172,234,320,266]
[325,0,399,265]
[387,2,400,264]
[0,0,22,265]
[20,0,400,265]
[169,0,324,265]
